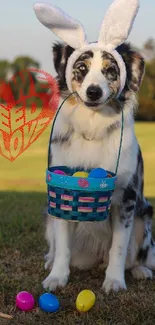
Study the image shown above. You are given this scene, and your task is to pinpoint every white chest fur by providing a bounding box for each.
[50,98,138,204]
[48,98,139,260]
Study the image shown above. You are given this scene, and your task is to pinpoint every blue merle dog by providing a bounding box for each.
[43,42,154,293]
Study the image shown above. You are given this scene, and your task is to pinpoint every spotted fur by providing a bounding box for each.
[43,42,155,293]
[72,50,94,84]
[71,49,120,105]
[53,43,74,91]
[101,51,120,80]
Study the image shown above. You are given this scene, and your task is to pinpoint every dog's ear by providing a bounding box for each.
[52,42,74,90]
[117,43,145,93]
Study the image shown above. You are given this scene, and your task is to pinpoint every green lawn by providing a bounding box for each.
[0,122,155,325]
[0,124,50,193]
[0,122,154,197]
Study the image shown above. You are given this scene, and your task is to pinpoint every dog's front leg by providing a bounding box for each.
[103,201,135,293]
[43,219,71,291]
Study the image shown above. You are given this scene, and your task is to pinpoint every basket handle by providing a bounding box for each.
[115,108,124,174]
[47,92,75,168]
[47,92,124,175]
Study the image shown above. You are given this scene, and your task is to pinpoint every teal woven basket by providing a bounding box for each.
[46,93,124,222]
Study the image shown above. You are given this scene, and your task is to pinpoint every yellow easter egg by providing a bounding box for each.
[76,290,96,312]
[73,171,89,178]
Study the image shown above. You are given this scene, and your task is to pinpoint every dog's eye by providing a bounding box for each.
[106,67,117,80]
[79,64,87,71]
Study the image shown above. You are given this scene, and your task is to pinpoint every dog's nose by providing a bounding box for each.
[86,85,103,101]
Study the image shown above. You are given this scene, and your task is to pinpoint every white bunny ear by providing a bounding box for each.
[34,2,87,49]
[98,0,139,50]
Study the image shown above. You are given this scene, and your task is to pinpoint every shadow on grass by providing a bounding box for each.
[0,192,155,324]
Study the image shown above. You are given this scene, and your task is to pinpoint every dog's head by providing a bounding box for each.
[34,0,144,112]
[53,42,144,110]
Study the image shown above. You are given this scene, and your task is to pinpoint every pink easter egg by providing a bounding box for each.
[53,169,66,175]
[78,178,89,188]
[16,291,35,311]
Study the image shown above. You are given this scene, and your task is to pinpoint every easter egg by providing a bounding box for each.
[76,290,96,312]
[39,293,60,313]
[89,168,107,178]
[53,169,66,175]
[16,291,35,311]
[73,171,89,178]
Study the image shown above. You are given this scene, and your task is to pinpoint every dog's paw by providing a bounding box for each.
[42,272,69,291]
[44,253,54,270]
[131,266,153,280]
[102,277,127,294]
[44,260,53,271]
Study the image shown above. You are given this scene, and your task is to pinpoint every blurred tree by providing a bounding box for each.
[0,60,12,104]
[138,53,155,120]
[10,56,40,101]
[11,56,40,73]
[142,38,155,62]
[0,60,10,81]
[144,38,155,53]
[0,56,41,106]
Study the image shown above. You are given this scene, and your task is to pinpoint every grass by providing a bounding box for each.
[0,122,155,324]
[135,123,155,197]
[0,122,155,196]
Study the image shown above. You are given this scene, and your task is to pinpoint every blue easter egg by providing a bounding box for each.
[89,168,107,178]
[39,293,60,313]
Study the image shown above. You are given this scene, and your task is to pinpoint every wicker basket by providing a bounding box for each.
[46,93,124,222]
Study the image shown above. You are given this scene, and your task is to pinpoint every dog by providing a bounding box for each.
[43,41,155,294]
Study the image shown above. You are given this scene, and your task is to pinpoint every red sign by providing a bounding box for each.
[0,69,60,161]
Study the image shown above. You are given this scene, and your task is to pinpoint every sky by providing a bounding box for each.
[0,0,154,76]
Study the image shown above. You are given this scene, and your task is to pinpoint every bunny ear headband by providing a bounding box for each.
[34,0,140,97]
